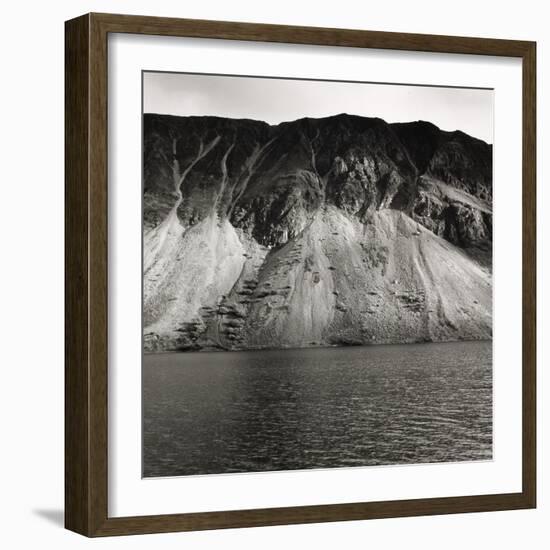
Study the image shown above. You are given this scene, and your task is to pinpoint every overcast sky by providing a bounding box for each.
[143,71,493,143]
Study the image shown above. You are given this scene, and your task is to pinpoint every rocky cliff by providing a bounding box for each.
[143,113,492,352]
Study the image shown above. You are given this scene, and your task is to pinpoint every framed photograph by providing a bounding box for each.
[65,13,536,537]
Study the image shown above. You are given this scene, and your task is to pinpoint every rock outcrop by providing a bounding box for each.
[143,113,492,351]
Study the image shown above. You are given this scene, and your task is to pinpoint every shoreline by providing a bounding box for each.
[143,338,493,357]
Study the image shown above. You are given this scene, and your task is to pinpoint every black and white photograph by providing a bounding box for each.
[142,71,493,478]
[2,0,544,544]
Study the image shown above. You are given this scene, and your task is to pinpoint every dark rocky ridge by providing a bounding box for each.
[143,113,492,352]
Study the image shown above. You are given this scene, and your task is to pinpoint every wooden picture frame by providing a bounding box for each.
[65,12,536,537]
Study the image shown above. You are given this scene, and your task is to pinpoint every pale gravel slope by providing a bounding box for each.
[144,206,491,351]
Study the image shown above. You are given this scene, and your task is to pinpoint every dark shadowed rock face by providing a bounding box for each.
[143,113,492,352]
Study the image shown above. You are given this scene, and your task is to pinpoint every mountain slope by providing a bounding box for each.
[143,113,492,352]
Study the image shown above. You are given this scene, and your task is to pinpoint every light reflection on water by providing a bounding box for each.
[143,341,492,477]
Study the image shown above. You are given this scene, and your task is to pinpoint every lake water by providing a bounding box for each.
[143,341,492,477]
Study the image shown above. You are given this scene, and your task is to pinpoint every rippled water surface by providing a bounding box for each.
[143,341,492,477]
